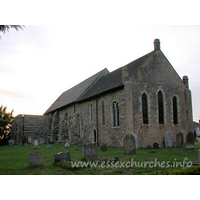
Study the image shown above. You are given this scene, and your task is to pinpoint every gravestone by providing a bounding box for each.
[132,134,138,149]
[199,150,200,164]
[38,138,45,144]
[8,139,15,146]
[176,132,183,147]
[28,137,32,144]
[54,152,71,162]
[153,143,159,148]
[77,138,83,147]
[124,134,136,155]
[49,134,54,143]
[22,136,28,145]
[164,131,173,148]
[47,145,51,149]
[82,145,98,159]
[29,152,43,168]
[34,140,40,148]
[65,142,70,148]
[100,144,107,152]
[114,156,119,162]
[186,132,194,146]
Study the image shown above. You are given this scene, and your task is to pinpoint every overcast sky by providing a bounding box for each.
[1,2,200,123]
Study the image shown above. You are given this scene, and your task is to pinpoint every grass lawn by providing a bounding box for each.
[0,142,200,175]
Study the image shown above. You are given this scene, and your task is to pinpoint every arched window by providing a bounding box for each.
[158,91,164,124]
[93,129,97,144]
[173,96,178,125]
[112,101,119,127]
[90,103,93,122]
[102,100,105,125]
[142,93,148,124]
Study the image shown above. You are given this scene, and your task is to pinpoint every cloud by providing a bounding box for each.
[0,65,16,74]
[0,89,29,99]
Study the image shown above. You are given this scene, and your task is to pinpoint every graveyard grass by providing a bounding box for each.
[0,143,200,175]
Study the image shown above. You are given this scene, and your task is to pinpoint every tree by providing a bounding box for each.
[0,105,14,145]
[0,25,24,33]
[0,25,24,39]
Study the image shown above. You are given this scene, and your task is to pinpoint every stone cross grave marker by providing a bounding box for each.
[124,134,136,155]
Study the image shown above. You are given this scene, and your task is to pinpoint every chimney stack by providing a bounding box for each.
[183,76,189,89]
[154,39,160,50]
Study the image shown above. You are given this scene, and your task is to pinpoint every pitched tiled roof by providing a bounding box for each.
[44,50,155,114]
[78,51,154,102]
[44,68,109,115]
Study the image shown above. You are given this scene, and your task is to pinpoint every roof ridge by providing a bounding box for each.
[44,68,109,115]
[76,68,109,101]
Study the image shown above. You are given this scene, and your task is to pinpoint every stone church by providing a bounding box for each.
[11,39,193,148]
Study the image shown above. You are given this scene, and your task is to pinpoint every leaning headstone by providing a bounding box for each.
[8,139,15,146]
[164,131,173,148]
[186,132,194,146]
[64,142,70,148]
[153,143,159,148]
[100,144,107,152]
[54,152,71,162]
[82,145,98,159]
[29,152,43,168]
[176,132,183,147]
[124,134,136,155]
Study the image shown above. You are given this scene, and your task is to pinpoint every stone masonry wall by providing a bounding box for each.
[11,115,52,144]
[131,50,193,148]
[55,88,126,147]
